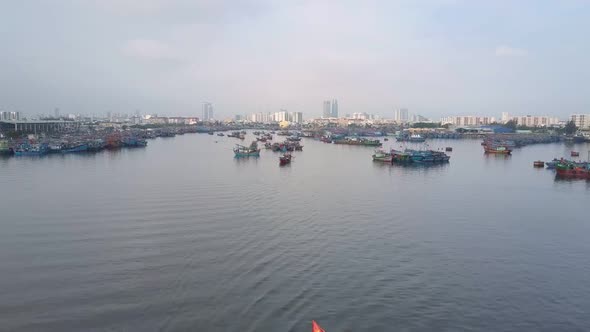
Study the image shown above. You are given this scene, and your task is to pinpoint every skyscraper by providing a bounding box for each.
[291,112,303,124]
[323,101,332,118]
[394,108,409,123]
[202,102,213,121]
[331,99,338,118]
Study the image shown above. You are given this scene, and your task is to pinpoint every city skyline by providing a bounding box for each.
[1,1,589,119]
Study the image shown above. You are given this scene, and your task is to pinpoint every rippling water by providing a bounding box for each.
[1,134,589,331]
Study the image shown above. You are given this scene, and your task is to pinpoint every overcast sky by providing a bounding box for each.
[1,0,589,119]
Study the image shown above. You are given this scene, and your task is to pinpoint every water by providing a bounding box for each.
[1,134,589,331]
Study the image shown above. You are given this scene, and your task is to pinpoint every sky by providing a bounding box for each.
[0,0,589,119]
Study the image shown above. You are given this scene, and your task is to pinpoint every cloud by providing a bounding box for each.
[495,45,528,57]
[122,39,180,60]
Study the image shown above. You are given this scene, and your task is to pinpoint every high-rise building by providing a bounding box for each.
[291,112,303,124]
[54,108,60,118]
[274,110,288,122]
[501,112,510,123]
[571,114,590,129]
[202,102,214,121]
[331,99,339,118]
[322,101,332,118]
[394,108,409,123]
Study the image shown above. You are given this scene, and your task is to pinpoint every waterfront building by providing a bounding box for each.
[0,111,21,121]
[570,114,590,129]
[440,116,496,126]
[501,113,560,127]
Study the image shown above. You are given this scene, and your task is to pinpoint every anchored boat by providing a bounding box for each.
[279,153,292,165]
[333,137,382,146]
[372,149,393,163]
[234,141,260,157]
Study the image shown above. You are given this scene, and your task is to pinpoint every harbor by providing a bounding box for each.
[2,133,590,331]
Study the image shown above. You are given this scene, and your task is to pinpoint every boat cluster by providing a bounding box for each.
[372,149,450,164]
[234,132,303,166]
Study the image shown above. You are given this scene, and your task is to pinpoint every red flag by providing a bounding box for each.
[312,320,326,332]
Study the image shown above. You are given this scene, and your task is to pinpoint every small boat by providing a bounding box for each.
[445,147,453,152]
[571,151,580,157]
[383,138,389,141]
[533,161,545,168]
[217,133,224,136]
[372,149,393,163]
[208,132,214,135]
[545,159,560,169]
[484,145,511,154]
[279,153,292,165]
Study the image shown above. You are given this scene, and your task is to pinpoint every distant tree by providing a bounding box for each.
[504,120,517,131]
[565,120,578,135]
[411,122,440,129]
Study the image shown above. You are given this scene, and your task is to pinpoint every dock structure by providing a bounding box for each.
[0,120,80,134]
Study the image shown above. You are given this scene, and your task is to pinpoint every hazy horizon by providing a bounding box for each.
[1,0,589,119]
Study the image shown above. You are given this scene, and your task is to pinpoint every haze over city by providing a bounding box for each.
[1,0,589,118]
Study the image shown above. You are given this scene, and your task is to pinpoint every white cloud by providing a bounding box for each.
[122,39,180,60]
[495,45,528,57]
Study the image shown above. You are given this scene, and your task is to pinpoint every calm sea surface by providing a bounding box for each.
[1,133,589,331]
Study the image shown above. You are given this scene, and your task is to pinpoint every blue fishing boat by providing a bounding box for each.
[122,137,148,147]
[14,143,49,156]
[61,143,89,153]
[234,141,260,157]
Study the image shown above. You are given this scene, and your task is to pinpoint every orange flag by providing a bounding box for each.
[312,320,326,332]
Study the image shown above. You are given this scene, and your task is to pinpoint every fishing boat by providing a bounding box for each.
[391,149,412,163]
[0,140,12,155]
[545,159,560,169]
[533,161,545,168]
[217,133,225,136]
[333,137,382,146]
[556,161,590,179]
[396,134,426,142]
[234,141,260,157]
[239,133,246,140]
[227,131,240,138]
[287,136,301,142]
[391,149,450,164]
[61,143,89,153]
[121,137,147,147]
[484,145,511,154]
[208,131,214,135]
[279,153,292,165]
[14,143,49,156]
[87,139,106,152]
[571,151,580,157]
[372,149,393,163]
[445,147,453,152]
